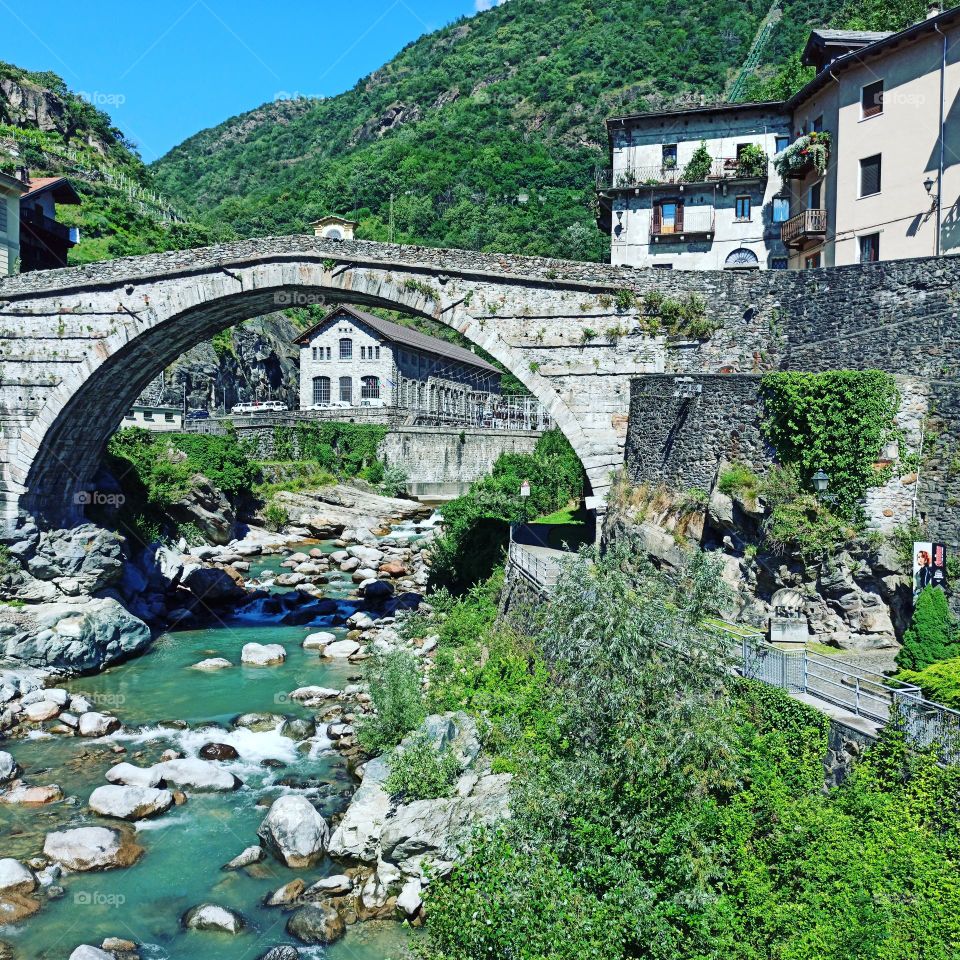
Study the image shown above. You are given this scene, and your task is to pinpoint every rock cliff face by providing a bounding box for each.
[138,313,300,412]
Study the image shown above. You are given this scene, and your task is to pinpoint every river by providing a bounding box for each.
[0,534,423,959]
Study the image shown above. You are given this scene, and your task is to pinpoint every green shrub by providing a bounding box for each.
[683,139,712,182]
[717,463,761,500]
[380,465,408,498]
[0,546,20,579]
[898,657,960,708]
[356,650,425,755]
[263,501,289,532]
[897,586,959,671]
[384,733,462,800]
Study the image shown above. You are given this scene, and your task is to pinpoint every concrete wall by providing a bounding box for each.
[380,426,542,497]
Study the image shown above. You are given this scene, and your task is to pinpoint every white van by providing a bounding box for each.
[260,401,288,412]
[230,403,259,415]
[359,398,386,409]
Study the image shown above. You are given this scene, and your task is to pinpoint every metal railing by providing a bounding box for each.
[781,208,827,245]
[507,542,960,763]
[596,157,768,190]
[651,207,715,238]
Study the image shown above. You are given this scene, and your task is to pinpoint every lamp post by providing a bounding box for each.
[811,468,838,507]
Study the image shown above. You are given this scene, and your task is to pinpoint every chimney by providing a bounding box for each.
[17,166,30,185]
[927,1,941,18]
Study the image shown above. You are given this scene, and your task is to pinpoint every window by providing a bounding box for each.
[662,144,677,168]
[725,247,759,268]
[651,263,674,269]
[0,201,6,231]
[143,411,154,421]
[165,412,175,422]
[375,346,381,359]
[859,232,880,263]
[339,337,353,360]
[360,346,366,359]
[654,199,682,234]
[735,196,751,220]
[312,347,318,361]
[325,346,331,360]
[812,115,823,133]
[362,376,380,400]
[861,80,883,118]
[775,135,790,154]
[124,411,135,420]
[313,376,330,405]
[809,181,822,209]
[860,154,882,196]
[772,197,790,223]
[770,257,789,270]
[804,252,822,269]
[339,377,353,403]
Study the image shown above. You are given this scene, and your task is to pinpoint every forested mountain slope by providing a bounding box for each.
[153,0,851,261]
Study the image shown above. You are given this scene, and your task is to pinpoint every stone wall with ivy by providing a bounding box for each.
[917,380,960,550]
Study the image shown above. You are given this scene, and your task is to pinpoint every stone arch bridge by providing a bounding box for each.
[0,234,955,534]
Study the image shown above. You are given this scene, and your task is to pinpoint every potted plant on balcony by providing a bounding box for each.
[683,141,713,183]
[736,144,768,179]
[774,131,831,179]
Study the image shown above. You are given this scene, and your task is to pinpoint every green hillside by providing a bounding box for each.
[152,0,847,261]
[0,60,231,264]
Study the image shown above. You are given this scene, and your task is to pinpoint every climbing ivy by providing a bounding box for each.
[760,371,900,513]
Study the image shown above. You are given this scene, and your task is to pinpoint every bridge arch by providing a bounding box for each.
[3,252,614,530]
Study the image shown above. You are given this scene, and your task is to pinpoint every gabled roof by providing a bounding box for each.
[22,177,81,205]
[0,170,28,195]
[801,29,894,69]
[293,304,500,375]
[310,215,358,228]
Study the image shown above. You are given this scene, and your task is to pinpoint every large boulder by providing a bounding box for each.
[322,639,360,659]
[0,752,18,784]
[27,525,123,593]
[286,902,345,945]
[181,902,246,934]
[105,763,164,788]
[78,712,121,737]
[182,567,245,604]
[43,826,143,871]
[68,948,114,960]
[257,795,329,868]
[151,758,240,792]
[88,784,174,821]
[0,859,35,894]
[169,475,236,545]
[0,598,150,673]
[241,643,286,666]
[326,756,391,862]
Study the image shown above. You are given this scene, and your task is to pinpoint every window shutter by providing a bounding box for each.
[675,202,684,232]
[652,206,662,234]
[860,155,882,196]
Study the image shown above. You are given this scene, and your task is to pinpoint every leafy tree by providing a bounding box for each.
[356,650,426,754]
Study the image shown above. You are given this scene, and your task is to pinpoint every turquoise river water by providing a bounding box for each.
[0,544,418,959]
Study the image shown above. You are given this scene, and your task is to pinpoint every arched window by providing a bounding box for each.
[724,247,760,268]
[361,376,380,400]
[339,338,353,360]
[339,377,353,404]
[312,376,330,406]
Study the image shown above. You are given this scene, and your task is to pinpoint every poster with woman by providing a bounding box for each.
[913,541,948,600]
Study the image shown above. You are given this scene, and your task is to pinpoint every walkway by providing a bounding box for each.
[507,542,960,760]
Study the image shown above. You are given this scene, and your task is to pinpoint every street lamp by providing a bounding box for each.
[811,469,830,494]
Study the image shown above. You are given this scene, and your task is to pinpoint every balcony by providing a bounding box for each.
[781,208,827,247]
[596,156,768,191]
[651,206,715,241]
[20,206,73,243]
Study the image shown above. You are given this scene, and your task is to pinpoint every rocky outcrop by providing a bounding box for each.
[88,785,174,821]
[328,713,510,880]
[182,903,246,934]
[169,475,236,545]
[0,597,150,672]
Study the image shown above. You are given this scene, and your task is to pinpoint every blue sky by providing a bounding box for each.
[0,0,503,162]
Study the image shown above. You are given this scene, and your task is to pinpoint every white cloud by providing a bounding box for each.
[475,0,508,11]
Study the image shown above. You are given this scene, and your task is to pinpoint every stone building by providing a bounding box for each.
[596,102,792,270]
[598,5,960,270]
[294,304,501,413]
[18,175,80,272]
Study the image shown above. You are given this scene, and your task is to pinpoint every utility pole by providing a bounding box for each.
[389,192,395,244]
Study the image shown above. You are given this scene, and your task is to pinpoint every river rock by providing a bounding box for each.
[302,631,336,650]
[279,717,315,740]
[0,859,36,894]
[264,877,305,906]
[287,685,339,703]
[339,557,360,572]
[22,687,69,706]
[286,902,345,945]
[199,742,240,761]
[88,784,174,821]
[257,948,300,960]
[352,568,378,584]
[43,826,143,871]
[151,758,240,792]
[327,756,391,862]
[182,902,246,934]
[257,795,329,868]
[0,597,150,673]
[233,712,283,732]
[23,699,61,722]
[170,475,236,545]
[322,640,360,659]
[183,566,245,603]
[363,580,394,603]
[29,525,123,593]
[105,763,164,788]
[221,845,265,870]
[396,877,423,916]
[346,611,375,630]
[101,938,137,953]
[0,752,18,784]
[68,947,114,960]
[348,545,384,565]
[78,712,121,737]
[241,643,286,666]
[305,874,352,896]
[191,657,232,671]
[0,890,40,924]
[1,783,63,805]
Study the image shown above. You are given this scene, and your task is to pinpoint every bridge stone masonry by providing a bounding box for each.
[1,234,960,538]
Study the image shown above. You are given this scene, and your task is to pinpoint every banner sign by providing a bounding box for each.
[913,541,948,598]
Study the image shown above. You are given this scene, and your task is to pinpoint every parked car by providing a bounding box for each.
[260,401,289,412]
[358,398,386,408]
[306,403,331,411]
[328,400,354,409]
[185,409,210,420]
[230,403,259,415]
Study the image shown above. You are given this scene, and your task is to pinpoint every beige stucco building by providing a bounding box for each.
[599,5,960,270]
[0,171,26,276]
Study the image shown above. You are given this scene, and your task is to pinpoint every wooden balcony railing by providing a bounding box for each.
[781,208,827,246]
